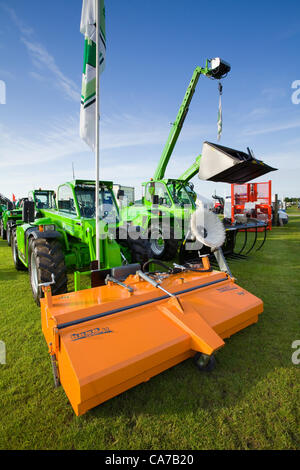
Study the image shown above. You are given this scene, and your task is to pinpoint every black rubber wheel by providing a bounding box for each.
[194,353,216,372]
[117,225,151,265]
[11,230,27,271]
[0,220,6,240]
[28,238,68,306]
[148,227,179,261]
[123,237,152,265]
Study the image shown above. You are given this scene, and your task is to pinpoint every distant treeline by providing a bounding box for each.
[284,197,299,203]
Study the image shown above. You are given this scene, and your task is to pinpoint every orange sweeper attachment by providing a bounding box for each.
[40,210,263,416]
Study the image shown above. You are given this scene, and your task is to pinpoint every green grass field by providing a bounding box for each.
[0,209,299,450]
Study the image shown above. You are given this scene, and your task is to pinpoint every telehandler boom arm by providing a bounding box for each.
[153,58,230,181]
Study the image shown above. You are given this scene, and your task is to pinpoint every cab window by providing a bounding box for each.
[57,185,77,215]
[145,182,171,207]
[75,185,119,223]
[34,192,55,210]
[167,183,194,207]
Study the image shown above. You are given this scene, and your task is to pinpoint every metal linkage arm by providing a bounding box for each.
[178,155,202,183]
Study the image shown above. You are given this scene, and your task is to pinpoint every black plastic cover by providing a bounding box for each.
[22,200,35,224]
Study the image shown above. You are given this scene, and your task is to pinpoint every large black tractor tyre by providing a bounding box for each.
[11,230,27,271]
[121,237,152,265]
[117,227,151,265]
[129,237,152,264]
[28,238,68,306]
[148,227,179,261]
[0,220,6,240]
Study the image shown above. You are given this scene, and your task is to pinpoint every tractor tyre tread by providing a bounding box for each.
[123,237,151,265]
[28,238,67,306]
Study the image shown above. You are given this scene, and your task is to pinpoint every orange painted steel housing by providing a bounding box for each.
[231,181,273,230]
[41,262,263,416]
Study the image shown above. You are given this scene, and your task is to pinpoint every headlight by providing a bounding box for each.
[38,224,56,232]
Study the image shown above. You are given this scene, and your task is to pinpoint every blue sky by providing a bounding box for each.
[0,0,299,201]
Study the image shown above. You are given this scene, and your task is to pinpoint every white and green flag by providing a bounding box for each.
[80,0,106,150]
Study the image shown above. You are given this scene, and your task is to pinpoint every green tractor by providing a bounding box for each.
[12,180,150,305]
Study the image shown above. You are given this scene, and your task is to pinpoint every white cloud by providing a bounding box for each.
[259,150,300,171]
[21,37,80,102]
[247,107,270,119]
[1,3,80,102]
[242,119,300,136]
[1,4,34,36]
[0,111,299,199]
[0,117,86,168]
[29,71,47,82]
[0,69,15,80]
[100,112,213,150]
[261,87,287,101]
[0,110,214,198]
[0,112,213,169]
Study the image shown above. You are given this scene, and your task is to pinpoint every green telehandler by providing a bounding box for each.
[1,189,55,246]
[121,58,231,259]
[121,58,276,260]
[122,156,202,259]
[1,198,27,246]
[12,180,150,305]
[0,193,13,220]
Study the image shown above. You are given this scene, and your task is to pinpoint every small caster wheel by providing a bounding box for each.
[194,353,216,372]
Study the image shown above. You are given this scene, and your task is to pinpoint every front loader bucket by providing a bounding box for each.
[198,142,277,184]
[41,267,263,416]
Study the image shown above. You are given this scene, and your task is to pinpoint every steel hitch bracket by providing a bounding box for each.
[105,275,134,293]
[39,273,55,288]
[137,270,184,313]
[40,274,55,308]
